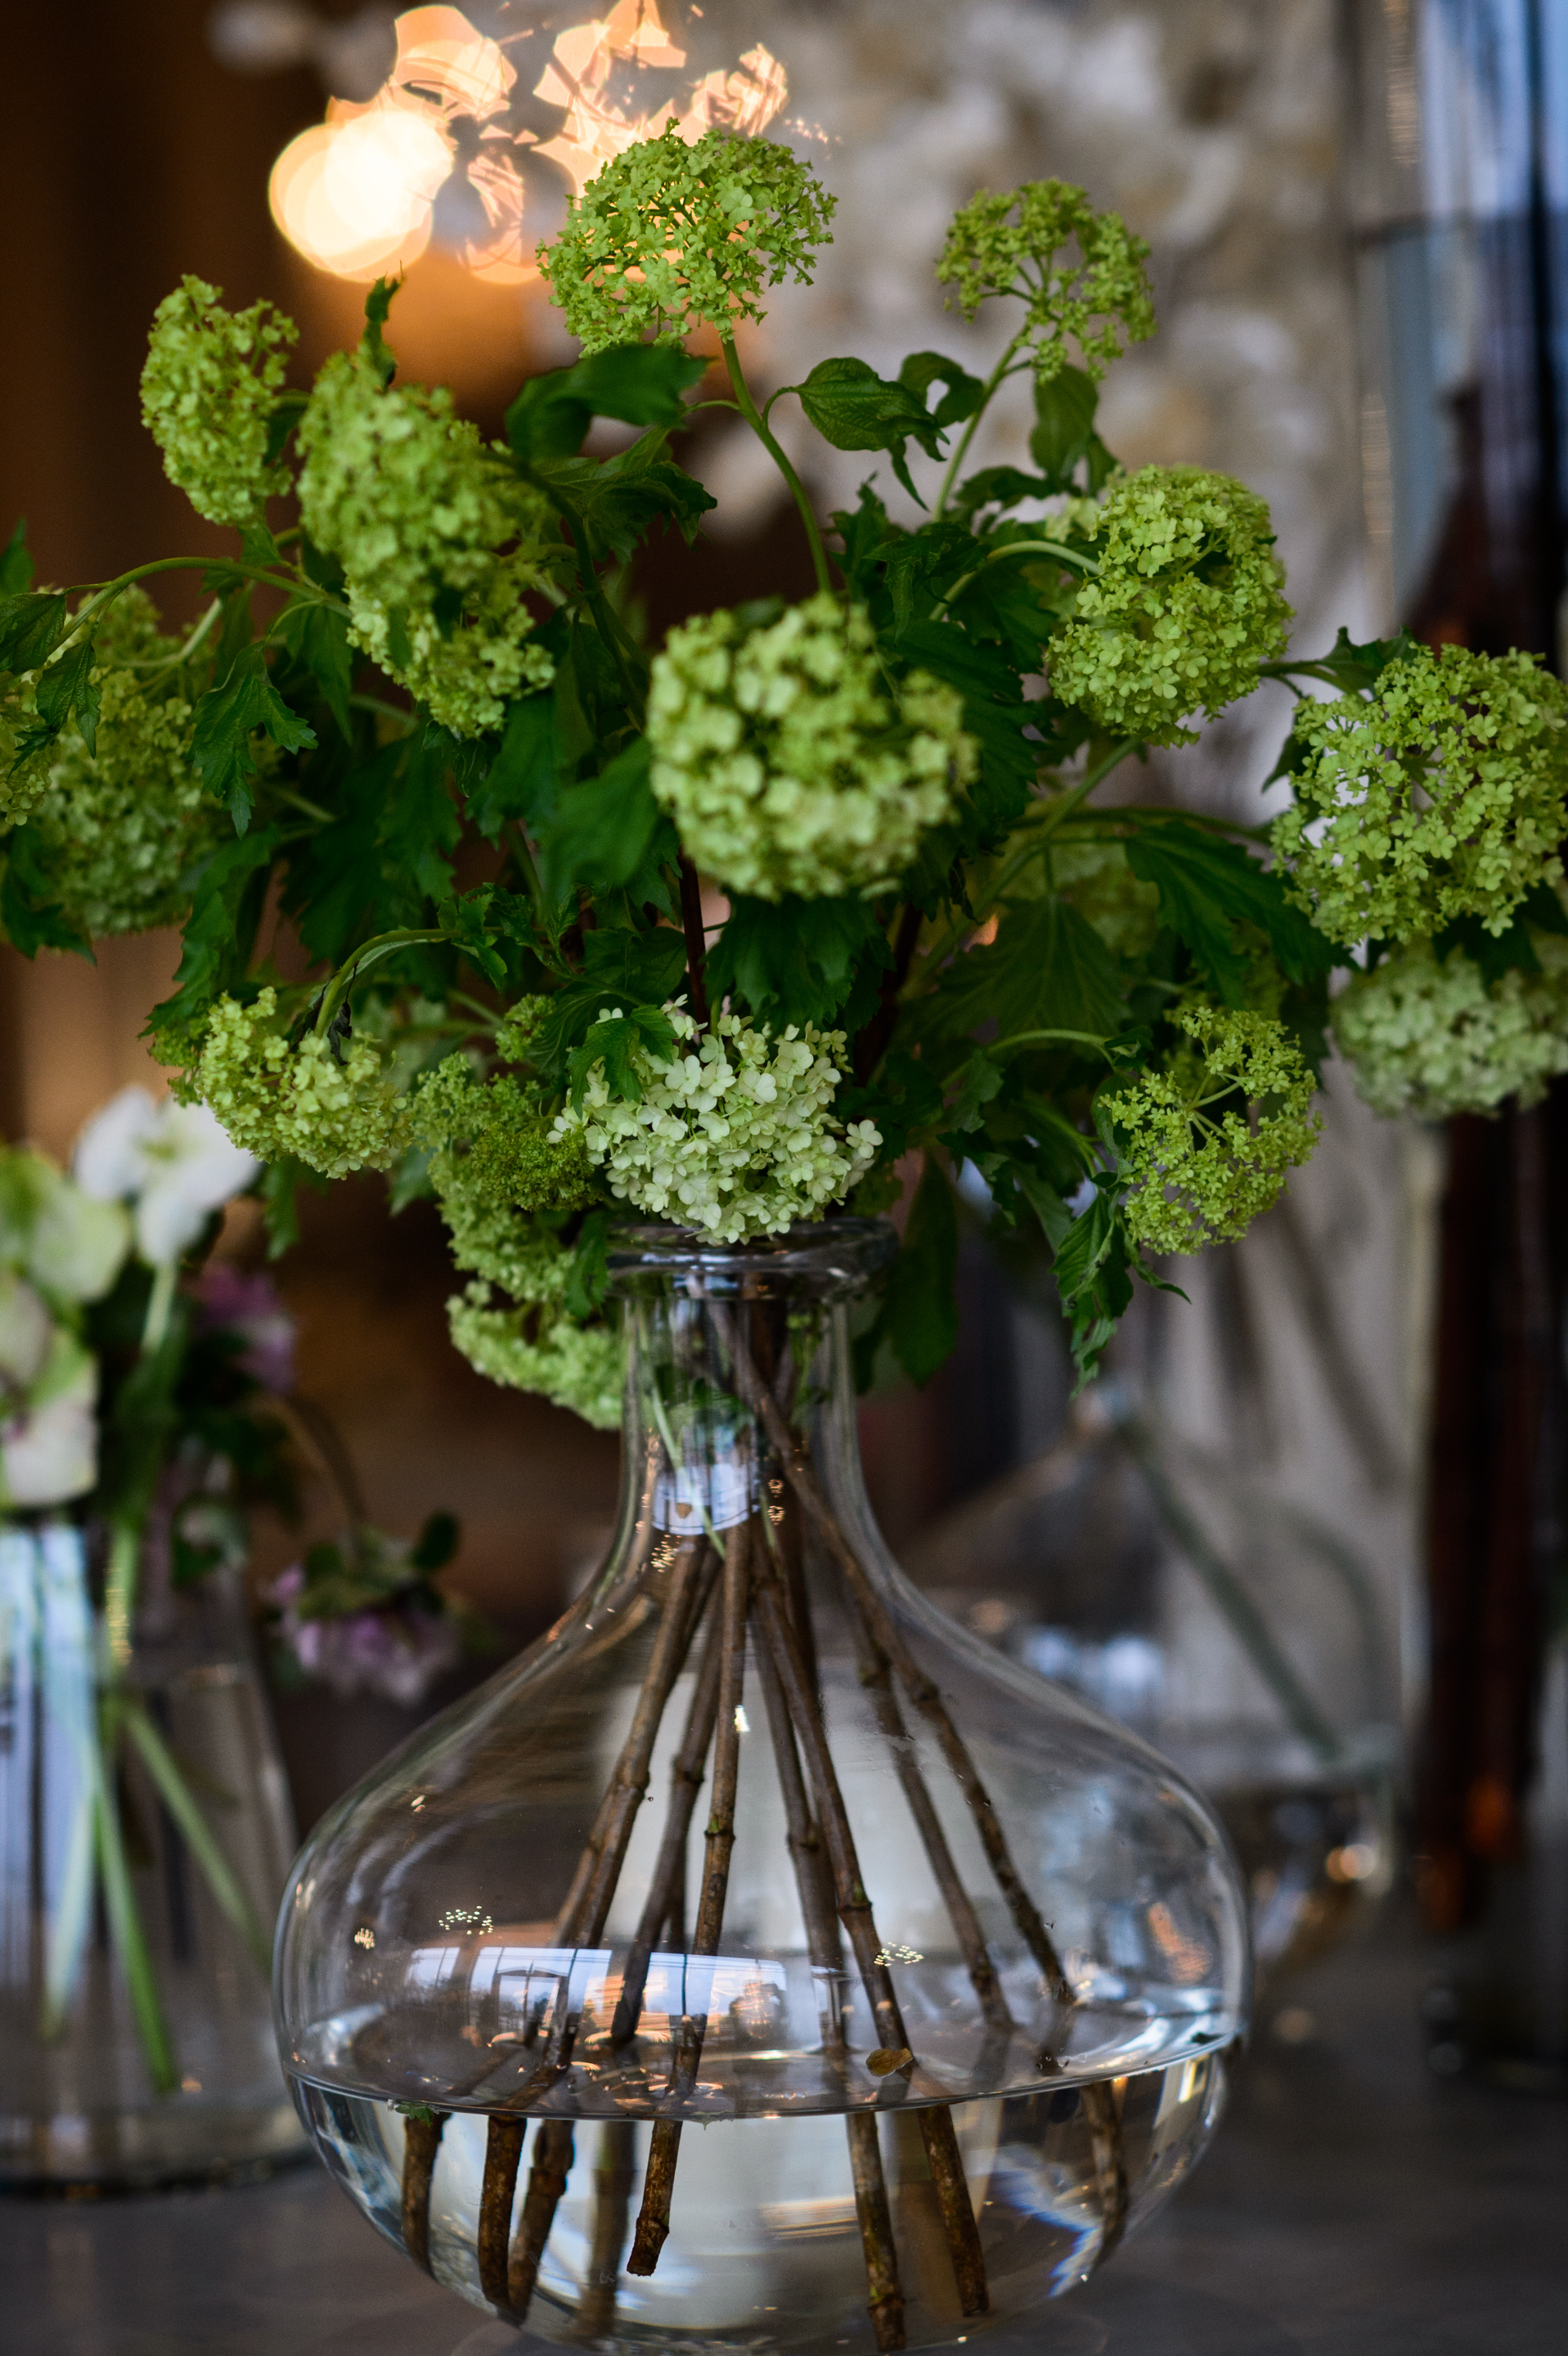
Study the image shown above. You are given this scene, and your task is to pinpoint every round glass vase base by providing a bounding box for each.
[0,2095,308,2193]
[294,2047,1230,2354]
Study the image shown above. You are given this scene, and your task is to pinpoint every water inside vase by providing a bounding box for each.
[292,2039,1229,2351]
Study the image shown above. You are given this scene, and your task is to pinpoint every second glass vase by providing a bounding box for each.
[277,1222,1250,2350]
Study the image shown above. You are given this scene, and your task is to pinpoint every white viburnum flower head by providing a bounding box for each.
[74,1086,260,1266]
[550,1005,882,1243]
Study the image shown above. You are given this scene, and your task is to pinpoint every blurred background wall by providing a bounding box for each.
[0,2,1433,1827]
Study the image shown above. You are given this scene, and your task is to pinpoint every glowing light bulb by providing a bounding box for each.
[267,3,793,288]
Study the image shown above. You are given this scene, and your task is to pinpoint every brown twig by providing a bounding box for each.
[627,1517,752,2276]
[399,2109,447,2273]
[1081,2081,1130,2260]
[577,2119,637,2343]
[753,1562,988,2318]
[847,2111,906,2353]
[477,2115,525,2309]
[752,1531,906,2353]
[508,2120,576,2315]
[487,1535,710,2314]
[720,1307,1134,2268]
[610,1594,727,2049]
[844,1594,1013,2038]
[722,1321,1073,2007]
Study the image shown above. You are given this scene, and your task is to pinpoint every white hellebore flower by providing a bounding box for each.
[74,1086,259,1266]
[0,1272,98,1508]
[0,1147,129,1304]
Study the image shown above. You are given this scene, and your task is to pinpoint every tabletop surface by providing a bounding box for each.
[6,1925,1566,2356]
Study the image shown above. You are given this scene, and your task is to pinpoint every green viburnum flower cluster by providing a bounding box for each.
[648,596,971,900]
[434,1180,620,1428]
[1050,467,1292,745]
[937,179,1154,380]
[553,1006,881,1244]
[297,352,558,737]
[537,122,836,353]
[411,1009,617,1423]
[26,591,218,937]
[191,988,414,1181]
[1111,1005,1321,1255]
[1332,936,1568,1119]
[140,276,298,530]
[1273,645,1568,945]
[413,1045,595,1216]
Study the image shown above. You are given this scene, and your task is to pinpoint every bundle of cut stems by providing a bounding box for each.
[398,1299,1128,2347]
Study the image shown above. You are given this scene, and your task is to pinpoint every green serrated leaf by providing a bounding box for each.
[468,692,560,841]
[191,647,317,831]
[0,591,67,677]
[928,895,1125,1044]
[273,601,353,742]
[35,629,100,752]
[265,389,309,470]
[507,343,706,468]
[1125,820,1337,1000]
[564,1208,612,1321]
[0,517,34,597]
[150,825,283,1032]
[568,1003,676,1104]
[707,895,891,1030]
[532,429,717,563]
[536,926,687,1077]
[949,466,1056,525]
[898,351,985,428]
[1029,363,1098,489]
[795,357,945,466]
[0,822,93,958]
[537,737,668,905]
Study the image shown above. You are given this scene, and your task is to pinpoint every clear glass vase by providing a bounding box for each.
[0,1517,304,2187]
[277,1221,1250,2352]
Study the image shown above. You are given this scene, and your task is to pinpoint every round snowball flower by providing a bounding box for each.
[1049,465,1292,747]
[1273,644,1568,947]
[648,596,971,901]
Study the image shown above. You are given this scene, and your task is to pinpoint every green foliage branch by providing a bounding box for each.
[3,134,1559,1406]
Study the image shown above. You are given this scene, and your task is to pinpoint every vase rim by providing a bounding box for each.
[605,1216,897,1298]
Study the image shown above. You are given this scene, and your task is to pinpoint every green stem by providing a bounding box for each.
[313,928,446,1036]
[932,537,1098,618]
[103,1518,140,1680]
[118,1699,272,1978]
[348,693,414,729]
[141,1260,179,1354]
[92,1710,179,2093]
[932,331,1030,519]
[70,555,343,639]
[133,597,223,681]
[721,337,833,596]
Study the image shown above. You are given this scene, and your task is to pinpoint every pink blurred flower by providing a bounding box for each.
[268,1563,461,1707]
[195,1263,297,1394]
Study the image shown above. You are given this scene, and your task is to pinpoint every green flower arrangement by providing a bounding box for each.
[2,131,1557,1396]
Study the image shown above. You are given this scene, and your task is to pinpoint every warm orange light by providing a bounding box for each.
[269,2,789,288]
